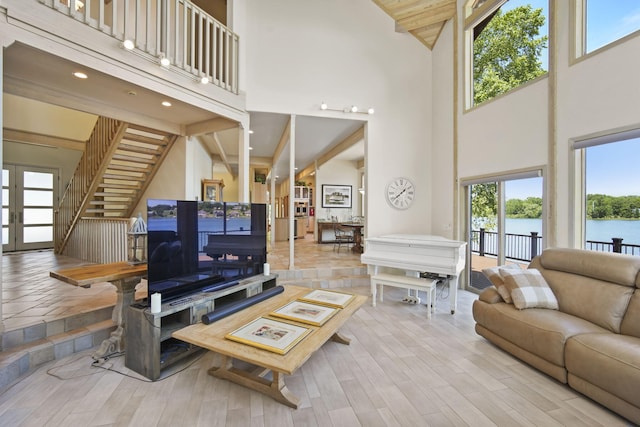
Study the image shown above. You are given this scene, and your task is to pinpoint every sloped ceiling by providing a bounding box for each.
[372,0,457,49]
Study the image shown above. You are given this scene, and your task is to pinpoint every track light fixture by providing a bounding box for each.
[319,101,374,115]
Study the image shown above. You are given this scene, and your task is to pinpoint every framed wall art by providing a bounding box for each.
[202,179,224,202]
[321,184,352,208]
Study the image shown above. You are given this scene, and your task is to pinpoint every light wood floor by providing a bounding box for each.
[0,243,633,426]
[0,292,632,425]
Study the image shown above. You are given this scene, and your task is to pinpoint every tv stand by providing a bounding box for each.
[125,274,277,380]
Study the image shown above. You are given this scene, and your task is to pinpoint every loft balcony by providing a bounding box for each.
[39,0,239,94]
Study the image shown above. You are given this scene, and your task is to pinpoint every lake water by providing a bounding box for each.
[505,218,640,246]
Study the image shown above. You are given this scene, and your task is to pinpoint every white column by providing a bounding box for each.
[0,46,5,335]
[288,115,296,270]
[238,118,250,202]
[270,171,276,247]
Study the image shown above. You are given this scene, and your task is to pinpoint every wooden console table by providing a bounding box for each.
[50,261,147,359]
[173,285,366,408]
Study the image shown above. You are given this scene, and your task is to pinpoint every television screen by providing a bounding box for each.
[146,199,267,302]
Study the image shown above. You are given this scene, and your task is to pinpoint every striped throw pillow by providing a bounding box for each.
[499,268,559,310]
[482,263,522,303]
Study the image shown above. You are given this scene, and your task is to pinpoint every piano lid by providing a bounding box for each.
[364,234,466,248]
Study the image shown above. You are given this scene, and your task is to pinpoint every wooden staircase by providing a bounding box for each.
[55,117,178,254]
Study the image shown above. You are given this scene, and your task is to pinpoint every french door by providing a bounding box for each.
[2,165,58,252]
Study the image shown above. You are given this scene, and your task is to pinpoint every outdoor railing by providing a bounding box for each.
[471,228,640,262]
[41,0,239,93]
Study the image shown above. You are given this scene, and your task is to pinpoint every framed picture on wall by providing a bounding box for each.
[321,184,352,208]
[202,179,224,202]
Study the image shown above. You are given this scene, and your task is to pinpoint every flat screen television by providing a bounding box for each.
[146,199,267,303]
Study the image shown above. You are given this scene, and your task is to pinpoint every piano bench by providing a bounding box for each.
[370,273,437,316]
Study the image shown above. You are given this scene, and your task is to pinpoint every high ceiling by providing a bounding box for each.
[372,0,457,49]
[3,1,458,184]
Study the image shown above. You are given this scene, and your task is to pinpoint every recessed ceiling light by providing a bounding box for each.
[248,130,254,134]
[248,146,253,150]
[161,101,172,107]
[159,56,170,67]
[72,71,88,79]
[200,76,209,84]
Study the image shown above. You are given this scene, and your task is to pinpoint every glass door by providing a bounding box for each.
[466,174,543,292]
[3,165,58,252]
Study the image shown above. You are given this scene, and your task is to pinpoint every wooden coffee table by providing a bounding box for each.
[172,285,366,408]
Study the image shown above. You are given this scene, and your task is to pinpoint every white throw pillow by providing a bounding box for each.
[499,268,559,310]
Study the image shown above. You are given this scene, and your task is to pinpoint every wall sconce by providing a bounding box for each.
[127,213,147,265]
[320,102,374,115]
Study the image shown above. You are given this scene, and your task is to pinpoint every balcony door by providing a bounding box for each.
[3,165,58,252]
[463,171,544,292]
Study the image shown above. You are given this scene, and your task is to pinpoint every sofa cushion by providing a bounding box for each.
[529,258,634,333]
[566,333,640,410]
[482,263,521,303]
[539,247,640,287]
[500,268,559,310]
[472,300,608,367]
[620,291,640,338]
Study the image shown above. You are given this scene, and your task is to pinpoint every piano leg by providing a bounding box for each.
[449,275,458,314]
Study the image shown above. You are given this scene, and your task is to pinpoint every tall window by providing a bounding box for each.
[576,133,640,254]
[465,0,548,107]
[577,1,640,55]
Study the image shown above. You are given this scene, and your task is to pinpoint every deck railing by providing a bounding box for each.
[41,0,239,93]
[470,228,640,262]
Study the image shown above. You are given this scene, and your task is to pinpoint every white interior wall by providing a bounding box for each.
[134,137,188,217]
[3,141,82,196]
[185,137,213,201]
[244,0,433,238]
[315,158,361,222]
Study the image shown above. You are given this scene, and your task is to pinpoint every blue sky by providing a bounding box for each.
[501,1,640,200]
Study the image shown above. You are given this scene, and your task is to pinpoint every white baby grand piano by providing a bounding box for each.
[361,234,467,314]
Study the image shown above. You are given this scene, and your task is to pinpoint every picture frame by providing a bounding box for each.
[321,184,352,208]
[298,289,356,309]
[202,179,224,202]
[270,300,339,327]
[224,317,312,355]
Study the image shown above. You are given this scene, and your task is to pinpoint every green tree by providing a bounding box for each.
[473,5,548,105]
[472,183,497,231]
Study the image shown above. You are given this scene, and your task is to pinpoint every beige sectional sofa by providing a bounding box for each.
[472,247,640,424]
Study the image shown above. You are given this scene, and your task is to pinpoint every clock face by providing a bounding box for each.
[386,177,415,210]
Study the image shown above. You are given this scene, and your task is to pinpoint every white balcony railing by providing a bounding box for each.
[41,0,239,94]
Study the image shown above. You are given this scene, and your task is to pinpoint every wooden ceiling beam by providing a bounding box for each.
[4,128,86,151]
[396,1,456,32]
[186,117,238,136]
[271,116,291,165]
[297,126,365,179]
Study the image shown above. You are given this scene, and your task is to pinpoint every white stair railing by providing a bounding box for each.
[64,218,129,263]
[40,0,239,93]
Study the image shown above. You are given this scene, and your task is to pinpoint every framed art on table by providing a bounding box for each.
[270,300,339,327]
[321,184,352,208]
[224,317,312,355]
[298,289,355,309]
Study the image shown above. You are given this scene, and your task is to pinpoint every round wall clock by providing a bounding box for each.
[386,177,415,210]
